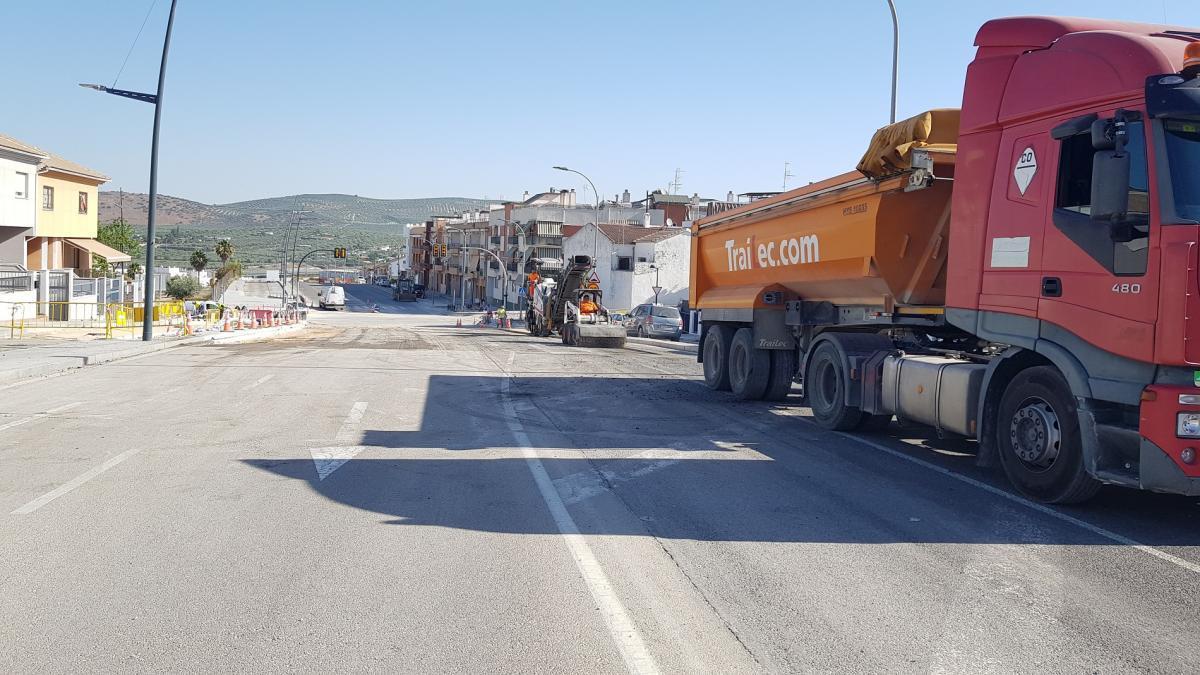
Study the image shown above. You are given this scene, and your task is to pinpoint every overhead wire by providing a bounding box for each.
[112,0,160,88]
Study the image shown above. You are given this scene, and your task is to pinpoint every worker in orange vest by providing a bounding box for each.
[579,292,599,315]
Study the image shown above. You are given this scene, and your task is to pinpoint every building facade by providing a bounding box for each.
[485,188,672,309]
[27,152,110,273]
[562,223,689,312]
[0,135,47,267]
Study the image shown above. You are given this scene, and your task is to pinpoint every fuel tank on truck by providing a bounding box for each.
[691,109,959,312]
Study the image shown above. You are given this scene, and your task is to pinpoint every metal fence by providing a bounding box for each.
[0,270,35,293]
[3,300,187,338]
[73,277,100,298]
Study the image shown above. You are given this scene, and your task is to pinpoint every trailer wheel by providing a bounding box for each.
[702,324,733,391]
[762,349,796,401]
[729,328,770,400]
[996,366,1100,504]
[806,342,862,430]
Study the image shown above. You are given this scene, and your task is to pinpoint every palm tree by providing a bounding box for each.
[215,239,234,264]
[190,249,208,272]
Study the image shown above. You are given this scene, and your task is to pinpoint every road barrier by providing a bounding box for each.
[2,300,305,340]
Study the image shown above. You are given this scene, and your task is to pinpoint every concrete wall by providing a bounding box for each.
[629,234,690,308]
[0,290,37,322]
[0,226,29,266]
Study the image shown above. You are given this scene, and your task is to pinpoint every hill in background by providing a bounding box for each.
[98,192,493,231]
[98,191,494,268]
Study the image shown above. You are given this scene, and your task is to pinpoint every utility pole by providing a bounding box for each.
[80,0,179,341]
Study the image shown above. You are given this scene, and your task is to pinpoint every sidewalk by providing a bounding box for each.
[0,322,306,387]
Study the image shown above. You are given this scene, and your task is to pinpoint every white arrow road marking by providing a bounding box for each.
[0,402,83,433]
[310,402,368,480]
[12,448,141,515]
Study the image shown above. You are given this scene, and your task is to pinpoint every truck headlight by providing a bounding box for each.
[1177,412,1200,438]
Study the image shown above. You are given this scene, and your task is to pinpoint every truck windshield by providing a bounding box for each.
[1164,118,1200,221]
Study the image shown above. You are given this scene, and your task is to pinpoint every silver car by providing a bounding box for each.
[624,304,683,341]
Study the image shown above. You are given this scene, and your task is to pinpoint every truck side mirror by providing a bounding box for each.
[1090,118,1130,223]
[1091,150,1130,222]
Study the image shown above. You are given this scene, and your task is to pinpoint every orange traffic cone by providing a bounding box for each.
[222,314,231,332]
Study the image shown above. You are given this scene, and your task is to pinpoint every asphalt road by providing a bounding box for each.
[2,284,1199,672]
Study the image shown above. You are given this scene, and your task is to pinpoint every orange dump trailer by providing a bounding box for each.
[691,109,959,314]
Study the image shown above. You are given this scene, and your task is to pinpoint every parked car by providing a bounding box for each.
[622,303,682,340]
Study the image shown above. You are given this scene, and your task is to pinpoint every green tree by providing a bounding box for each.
[215,239,234,264]
[164,275,200,300]
[96,218,144,279]
[97,218,143,259]
[190,249,209,272]
[125,262,142,282]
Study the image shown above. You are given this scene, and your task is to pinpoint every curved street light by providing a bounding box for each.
[886,0,899,123]
[79,0,180,341]
[552,165,600,214]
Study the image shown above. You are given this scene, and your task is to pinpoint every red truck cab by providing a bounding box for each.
[948,17,1200,496]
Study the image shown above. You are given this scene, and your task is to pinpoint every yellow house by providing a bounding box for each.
[26,151,127,273]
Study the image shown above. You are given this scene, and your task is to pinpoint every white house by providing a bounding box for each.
[0,135,48,267]
[562,223,689,312]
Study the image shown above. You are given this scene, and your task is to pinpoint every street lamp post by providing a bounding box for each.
[552,165,600,217]
[80,0,179,341]
[461,246,510,310]
[443,226,468,311]
[886,0,899,124]
[497,218,531,311]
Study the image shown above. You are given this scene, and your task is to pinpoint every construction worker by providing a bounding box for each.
[496,306,507,327]
[579,292,599,315]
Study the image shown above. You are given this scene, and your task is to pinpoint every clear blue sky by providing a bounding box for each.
[0,0,1186,205]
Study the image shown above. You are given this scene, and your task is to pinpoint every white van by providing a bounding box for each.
[318,285,346,310]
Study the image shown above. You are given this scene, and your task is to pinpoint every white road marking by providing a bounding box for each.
[241,374,274,391]
[499,352,660,675]
[310,401,368,480]
[11,448,141,515]
[841,432,1200,576]
[0,402,83,433]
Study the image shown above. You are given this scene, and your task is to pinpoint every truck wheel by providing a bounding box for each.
[702,325,733,391]
[729,328,770,400]
[806,342,862,430]
[762,349,796,401]
[996,366,1101,504]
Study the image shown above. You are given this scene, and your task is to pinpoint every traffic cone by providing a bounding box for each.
[222,314,231,332]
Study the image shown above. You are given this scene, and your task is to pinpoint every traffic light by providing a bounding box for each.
[333,247,346,259]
